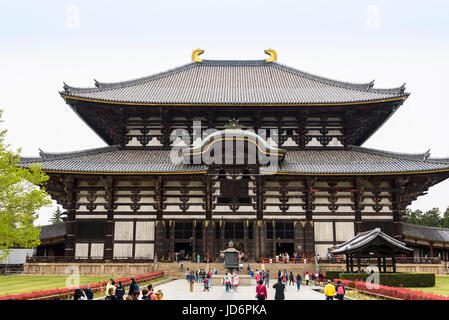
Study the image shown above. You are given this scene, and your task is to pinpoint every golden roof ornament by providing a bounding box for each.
[191,49,204,62]
[264,49,277,63]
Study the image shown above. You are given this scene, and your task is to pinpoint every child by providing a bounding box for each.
[203,277,209,291]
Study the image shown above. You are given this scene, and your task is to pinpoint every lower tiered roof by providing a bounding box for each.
[20,145,449,175]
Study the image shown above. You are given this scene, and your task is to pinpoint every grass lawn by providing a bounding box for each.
[408,276,449,296]
[0,275,111,297]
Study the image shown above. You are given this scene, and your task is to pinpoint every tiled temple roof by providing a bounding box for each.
[402,223,449,243]
[61,59,408,106]
[39,223,66,240]
[19,145,449,175]
[331,228,412,254]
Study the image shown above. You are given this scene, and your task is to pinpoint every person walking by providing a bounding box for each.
[335,280,346,300]
[295,273,302,292]
[207,271,212,289]
[318,272,324,287]
[180,262,184,272]
[273,278,286,300]
[289,272,294,285]
[305,272,310,286]
[312,273,316,286]
[256,280,268,301]
[189,271,195,292]
[264,270,270,287]
[256,271,261,283]
[324,280,336,300]
[224,273,231,292]
[233,273,239,292]
[203,277,210,291]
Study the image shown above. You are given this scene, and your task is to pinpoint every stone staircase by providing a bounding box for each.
[156,261,317,278]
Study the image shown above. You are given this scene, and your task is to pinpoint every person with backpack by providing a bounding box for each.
[295,273,302,292]
[335,280,345,300]
[289,272,294,285]
[115,281,125,300]
[324,280,336,300]
[256,280,267,300]
[312,273,316,286]
[128,278,139,297]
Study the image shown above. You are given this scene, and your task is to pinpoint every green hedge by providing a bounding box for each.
[338,272,435,287]
[325,271,342,281]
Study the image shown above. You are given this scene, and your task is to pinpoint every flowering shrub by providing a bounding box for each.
[0,271,164,300]
[334,278,449,300]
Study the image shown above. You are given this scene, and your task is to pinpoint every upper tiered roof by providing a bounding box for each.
[20,145,449,175]
[61,50,408,106]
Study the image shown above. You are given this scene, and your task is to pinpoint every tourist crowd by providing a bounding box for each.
[73,278,165,300]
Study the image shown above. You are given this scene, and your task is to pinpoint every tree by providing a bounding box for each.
[49,207,64,224]
[402,208,423,225]
[440,207,449,229]
[420,208,441,227]
[0,109,51,261]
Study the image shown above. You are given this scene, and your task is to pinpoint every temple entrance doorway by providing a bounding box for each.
[276,242,294,256]
[174,242,192,261]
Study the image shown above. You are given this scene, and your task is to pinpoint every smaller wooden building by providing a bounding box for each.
[331,228,413,272]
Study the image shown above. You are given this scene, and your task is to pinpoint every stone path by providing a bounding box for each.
[153,279,325,300]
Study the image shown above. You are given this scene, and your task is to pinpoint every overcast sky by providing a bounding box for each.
[1,1,449,225]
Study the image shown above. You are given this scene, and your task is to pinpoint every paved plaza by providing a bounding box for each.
[153,279,325,300]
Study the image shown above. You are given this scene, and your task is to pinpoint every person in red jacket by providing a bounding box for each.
[256,280,268,301]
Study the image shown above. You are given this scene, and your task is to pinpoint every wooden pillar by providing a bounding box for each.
[357,254,361,272]
[377,257,382,273]
[345,254,350,273]
[354,178,363,234]
[169,221,175,260]
[243,220,249,258]
[63,176,76,259]
[392,254,396,273]
[382,257,387,273]
[272,221,277,257]
[219,221,225,251]
[350,254,354,272]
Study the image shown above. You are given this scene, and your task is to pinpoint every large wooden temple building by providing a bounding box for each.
[21,49,449,263]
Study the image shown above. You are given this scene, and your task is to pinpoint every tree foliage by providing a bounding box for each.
[403,207,449,228]
[0,110,51,261]
[49,207,64,224]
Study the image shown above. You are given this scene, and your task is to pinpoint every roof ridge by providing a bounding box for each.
[349,145,434,161]
[403,222,449,232]
[61,59,408,96]
[38,145,120,160]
